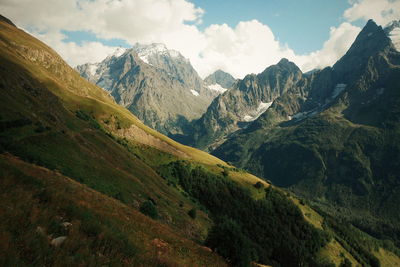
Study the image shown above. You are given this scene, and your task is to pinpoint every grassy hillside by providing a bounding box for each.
[0,153,226,266]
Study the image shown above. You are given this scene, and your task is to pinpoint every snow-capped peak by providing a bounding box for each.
[113,47,127,57]
[133,43,168,54]
[132,43,183,65]
[104,47,127,60]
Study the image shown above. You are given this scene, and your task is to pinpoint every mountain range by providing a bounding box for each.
[1,13,400,267]
[77,44,234,136]
[213,19,400,248]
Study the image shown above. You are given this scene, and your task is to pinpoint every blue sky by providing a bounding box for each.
[2,0,399,77]
[191,0,359,53]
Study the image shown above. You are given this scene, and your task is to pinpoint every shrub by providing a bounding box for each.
[140,200,159,219]
[206,218,254,267]
[253,182,263,189]
[340,258,352,267]
[188,208,197,219]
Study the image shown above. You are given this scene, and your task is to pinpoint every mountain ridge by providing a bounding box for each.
[212,19,400,249]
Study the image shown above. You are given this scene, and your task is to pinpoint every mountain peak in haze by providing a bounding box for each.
[204,69,236,92]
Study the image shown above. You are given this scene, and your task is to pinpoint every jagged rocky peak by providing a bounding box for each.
[264,58,301,73]
[204,69,236,93]
[238,58,302,94]
[333,19,393,80]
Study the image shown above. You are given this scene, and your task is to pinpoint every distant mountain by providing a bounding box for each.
[183,58,303,150]
[204,69,236,93]
[77,43,218,136]
[213,19,400,247]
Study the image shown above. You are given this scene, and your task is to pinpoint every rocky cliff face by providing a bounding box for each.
[76,44,217,135]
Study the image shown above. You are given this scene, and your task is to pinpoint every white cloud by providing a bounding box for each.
[190,20,298,78]
[3,0,387,78]
[28,30,119,66]
[344,0,400,26]
[297,22,361,72]
[1,0,207,68]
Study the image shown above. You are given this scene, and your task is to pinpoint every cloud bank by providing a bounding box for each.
[1,0,395,78]
[344,0,400,25]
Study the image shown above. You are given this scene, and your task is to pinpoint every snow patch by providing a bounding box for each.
[133,43,168,65]
[112,47,127,58]
[191,90,199,96]
[168,50,181,58]
[367,32,373,37]
[287,84,346,122]
[132,43,185,65]
[290,108,320,121]
[208,83,228,93]
[292,112,307,120]
[332,84,346,99]
[139,55,149,64]
[257,101,273,113]
[243,115,254,122]
[242,101,273,122]
[88,64,98,76]
[389,27,400,51]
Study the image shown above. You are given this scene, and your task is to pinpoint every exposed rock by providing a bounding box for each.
[201,246,213,253]
[35,226,46,236]
[61,222,72,229]
[51,236,67,247]
[151,238,169,255]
